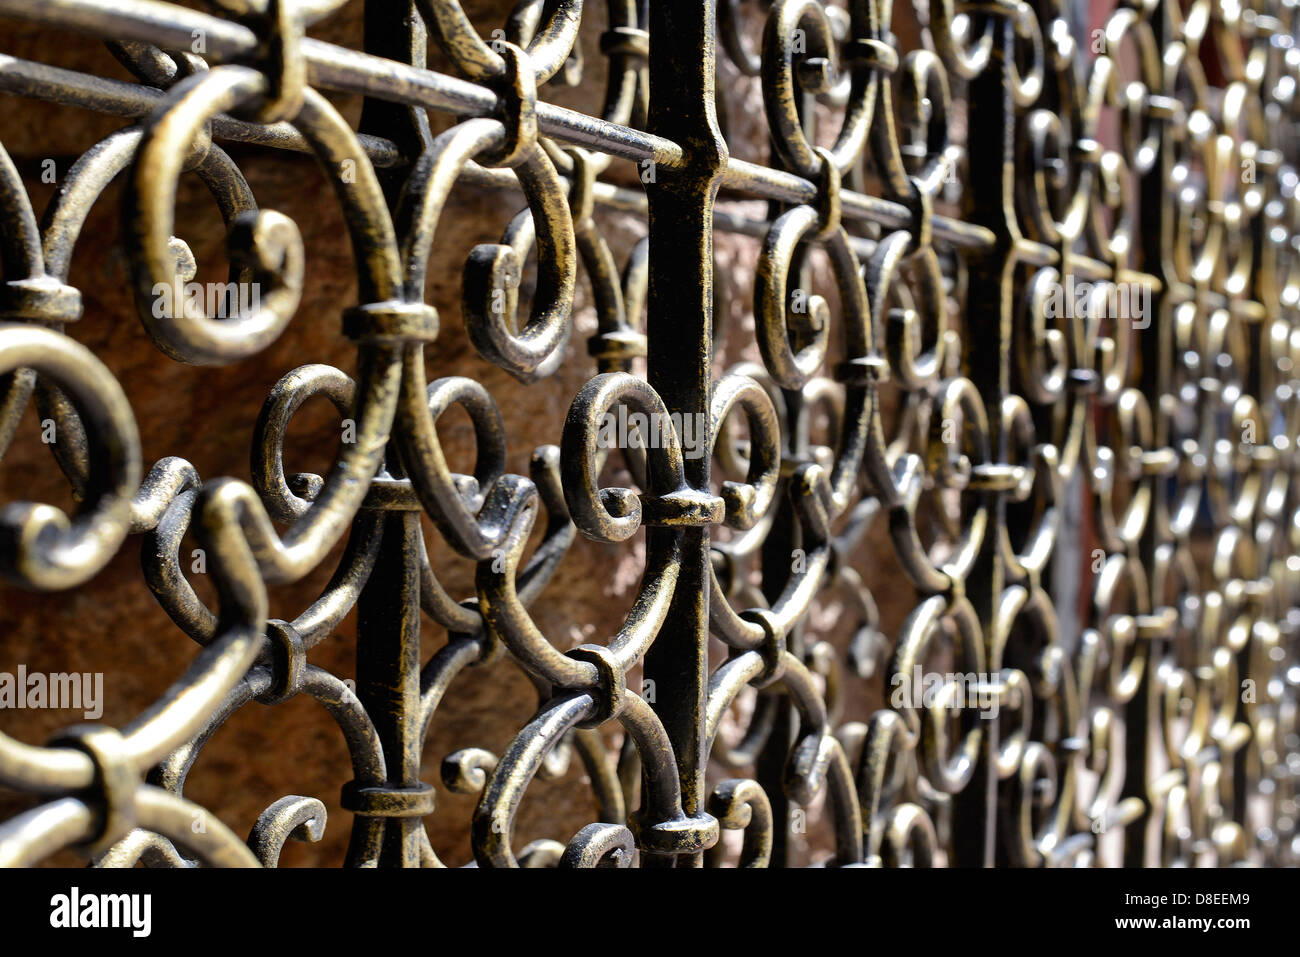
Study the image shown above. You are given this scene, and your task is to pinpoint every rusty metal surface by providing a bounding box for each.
[0,0,1296,867]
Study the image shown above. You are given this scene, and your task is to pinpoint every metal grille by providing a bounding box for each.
[0,0,1297,868]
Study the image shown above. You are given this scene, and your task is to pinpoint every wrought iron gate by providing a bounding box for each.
[0,0,1297,868]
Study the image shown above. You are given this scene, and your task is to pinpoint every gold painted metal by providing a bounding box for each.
[0,0,1295,868]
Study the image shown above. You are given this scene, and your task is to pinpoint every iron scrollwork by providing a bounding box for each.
[0,0,1296,869]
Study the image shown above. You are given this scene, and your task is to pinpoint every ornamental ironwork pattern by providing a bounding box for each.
[0,0,1296,868]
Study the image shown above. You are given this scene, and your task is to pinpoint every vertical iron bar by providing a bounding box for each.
[956,8,1015,868]
[756,392,806,867]
[360,0,432,190]
[355,511,425,866]
[1129,0,1173,869]
[350,0,431,868]
[641,0,727,868]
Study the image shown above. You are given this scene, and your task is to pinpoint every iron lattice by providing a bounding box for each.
[0,0,1297,868]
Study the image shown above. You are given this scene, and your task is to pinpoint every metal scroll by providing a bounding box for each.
[0,0,1296,868]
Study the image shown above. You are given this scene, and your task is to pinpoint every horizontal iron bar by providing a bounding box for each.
[0,0,683,165]
[0,0,994,251]
[0,54,405,166]
[723,158,996,250]
[0,53,878,256]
